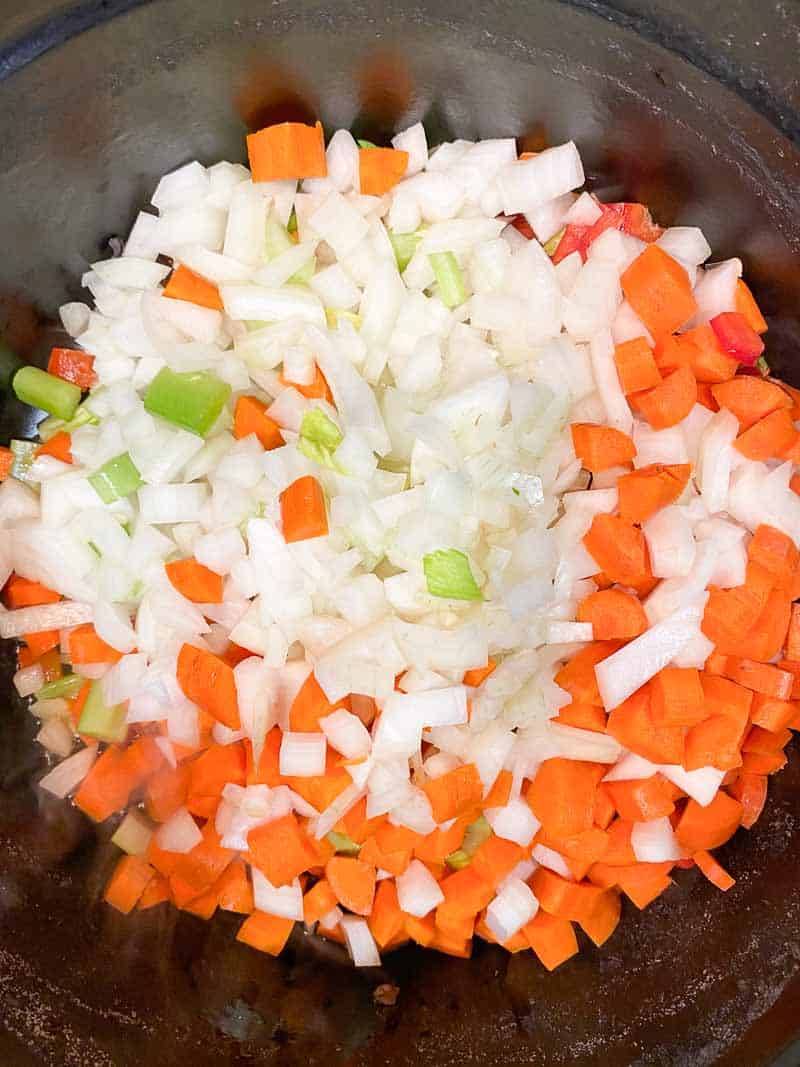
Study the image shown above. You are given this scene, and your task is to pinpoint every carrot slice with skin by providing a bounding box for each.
[163,264,223,310]
[675,792,742,852]
[246,121,326,182]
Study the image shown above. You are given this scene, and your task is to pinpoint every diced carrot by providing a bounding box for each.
[697,382,719,411]
[633,366,698,430]
[711,377,791,431]
[340,796,386,845]
[186,795,219,820]
[349,694,378,728]
[67,623,123,665]
[280,364,334,403]
[165,557,224,604]
[303,878,338,925]
[171,822,235,893]
[104,855,154,914]
[742,724,792,756]
[621,245,698,337]
[246,121,326,182]
[735,407,798,461]
[700,675,755,723]
[23,630,61,659]
[414,818,469,867]
[527,759,601,839]
[463,659,497,687]
[650,667,706,727]
[237,912,295,955]
[359,835,411,877]
[598,818,638,866]
[176,643,240,729]
[579,888,621,947]
[434,906,475,942]
[555,702,608,733]
[593,788,617,830]
[74,746,134,821]
[725,588,793,663]
[777,660,800,700]
[675,792,742,852]
[576,588,647,641]
[725,658,794,700]
[570,423,636,473]
[188,742,247,797]
[749,524,799,586]
[405,912,437,947]
[537,827,610,868]
[36,430,72,463]
[358,147,409,195]
[47,346,96,389]
[614,337,662,395]
[325,856,376,916]
[750,694,796,733]
[616,463,691,523]
[369,880,405,948]
[439,866,495,918]
[36,647,62,684]
[169,874,203,908]
[606,685,684,765]
[694,849,735,891]
[683,714,746,772]
[740,750,788,774]
[283,751,351,812]
[145,762,190,823]
[430,929,472,958]
[483,769,514,809]
[138,873,170,910]
[616,861,673,909]
[531,867,609,923]
[289,670,347,731]
[163,264,223,311]
[280,475,328,542]
[603,775,677,822]
[248,813,318,887]
[146,834,182,878]
[422,762,483,824]
[679,324,739,383]
[735,279,768,335]
[0,446,13,480]
[4,575,61,608]
[523,911,579,970]
[554,640,623,706]
[653,334,693,376]
[728,773,768,829]
[233,395,283,450]
[583,515,652,588]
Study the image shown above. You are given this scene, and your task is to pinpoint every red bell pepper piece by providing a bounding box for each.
[710,312,765,366]
[47,347,97,390]
[552,201,662,264]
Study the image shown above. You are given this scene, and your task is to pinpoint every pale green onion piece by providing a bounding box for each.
[298,408,343,469]
[543,227,566,258]
[428,251,467,308]
[289,256,316,286]
[389,231,421,273]
[357,138,378,149]
[37,673,83,701]
[265,214,293,259]
[244,320,271,332]
[327,830,361,855]
[325,308,362,330]
[89,452,143,504]
[287,207,298,234]
[10,440,38,481]
[423,548,483,601]
[77,680,127,743]
[13,366,81,420]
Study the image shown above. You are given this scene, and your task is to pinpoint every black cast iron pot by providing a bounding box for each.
[1,1,800,1064]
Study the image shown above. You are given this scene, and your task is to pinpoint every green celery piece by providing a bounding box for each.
[357,138,378,149]
[89,452,143,504]
[327,830,361,856]
[13,366,81,420]
[428,251,467,308]
[756,355,771,377]
[265,215,293,259]
[77,680,127,743]
[38,402,101,442]
[111,810,154,856]
[325,308,362,330]
[0,339,23,391]
[298,408,343,470]
[543,227,566,258]
[445,814,492,870]
[244,320,271,332]
[10,440,38,481]
[389,231,421,273]
[423,548,483,601]
[144,367,231,437]
[289,255,316,286]
[286,207,298,234]
[37,673,84,701]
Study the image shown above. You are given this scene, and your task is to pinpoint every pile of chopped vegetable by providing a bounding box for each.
[2,118,797,971]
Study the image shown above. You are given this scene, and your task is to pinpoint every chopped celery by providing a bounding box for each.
[289,256,316,286]
[445,814,491,870]
[111,810,154,855]
[38,401,100,441]
[77,680,127,743]
[298,408,343,469]
[389,231,421,273]
[327,830,361,856]
[89,452,143,504]
[10,440,38,481]
[428,251,467,308]
[544,227,566,258]
[265,214,293,259]
[286,207,298,234]
[357,138,378,149]
[325,308,362,330]
[144,367,231,438]
[13,366,81,420]
[756,355,771,377]
[244,320,271,332]
[37,673,83,701]
[0,339,23,391]
[423,548,483,601]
